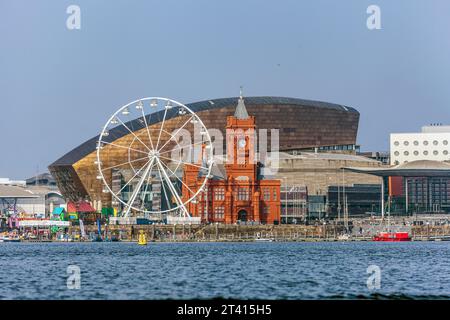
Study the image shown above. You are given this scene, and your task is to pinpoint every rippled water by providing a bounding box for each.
[1,242,450,300]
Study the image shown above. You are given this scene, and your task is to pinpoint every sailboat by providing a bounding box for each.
[337,170,352,241]
[337,194,351,241]
[373,196,411,241]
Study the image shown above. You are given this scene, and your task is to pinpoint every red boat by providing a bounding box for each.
[373,232,411,242]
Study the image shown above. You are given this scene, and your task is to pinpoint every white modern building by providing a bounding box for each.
[0,180,65,217]
[0,178,26,186]
[390,124,450,165]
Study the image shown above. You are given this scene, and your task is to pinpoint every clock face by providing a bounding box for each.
[238,138,246,148]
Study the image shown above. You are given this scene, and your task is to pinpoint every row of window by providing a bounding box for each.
[393,150,449,157]
[318,144,356,151]
[212,187,278,201]
[214,206,225,219]
[393,140,449,147]
[212,206,271,219]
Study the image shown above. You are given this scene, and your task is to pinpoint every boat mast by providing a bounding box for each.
[337,171,341,222]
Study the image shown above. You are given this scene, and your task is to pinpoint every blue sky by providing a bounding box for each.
[1,0,450,179]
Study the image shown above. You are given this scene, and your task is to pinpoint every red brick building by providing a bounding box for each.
[182,93,281,224]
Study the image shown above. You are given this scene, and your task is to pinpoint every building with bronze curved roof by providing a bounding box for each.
[49,96,361,204]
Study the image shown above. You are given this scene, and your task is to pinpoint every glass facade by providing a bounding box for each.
[280,185,307,224]
[407,177,450,213]
[318,144,358,151]
[327,184,381,218]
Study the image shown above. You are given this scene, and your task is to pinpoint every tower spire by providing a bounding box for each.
[234,86,249,119]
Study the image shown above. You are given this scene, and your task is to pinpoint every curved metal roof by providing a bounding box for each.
[0,185,39,198]
[49,96,357,167]
[345,160,450,177]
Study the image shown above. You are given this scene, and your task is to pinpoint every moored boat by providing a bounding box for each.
[255,238,274,242]
[0,236,21,243]
[337,234,351,241]
[373,231,411,242]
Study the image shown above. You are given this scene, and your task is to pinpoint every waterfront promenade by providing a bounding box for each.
[4,216,450,243]
[63,220,450,242]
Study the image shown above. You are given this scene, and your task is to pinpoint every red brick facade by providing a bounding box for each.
[182,96,281,224]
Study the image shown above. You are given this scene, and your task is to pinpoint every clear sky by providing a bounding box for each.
[1,0,449,179]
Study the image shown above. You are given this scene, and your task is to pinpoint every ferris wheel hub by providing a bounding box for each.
[148,150,160,158]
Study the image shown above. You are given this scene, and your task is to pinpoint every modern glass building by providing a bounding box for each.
[345,160,450,216]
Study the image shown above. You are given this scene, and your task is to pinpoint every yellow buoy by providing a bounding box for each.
[138,230,147,245]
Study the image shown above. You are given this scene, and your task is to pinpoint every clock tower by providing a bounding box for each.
[223,88,260,224]
[225,89,257,181]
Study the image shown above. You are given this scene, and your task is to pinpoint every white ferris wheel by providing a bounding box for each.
[96,97,213,218]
